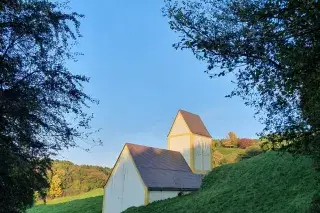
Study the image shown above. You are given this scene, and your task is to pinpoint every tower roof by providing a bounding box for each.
[126,143,202,191]
[178,110,211,138]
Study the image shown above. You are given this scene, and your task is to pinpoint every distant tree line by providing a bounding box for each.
[211,132,263,167]
[40,161,111,200]
[212,132,261,149]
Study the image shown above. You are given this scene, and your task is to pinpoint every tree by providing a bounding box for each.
[228,132,238,146]
[238,138,255,149]
[163,0,320,160]
[48,175,63,199]
[0,1,99,212]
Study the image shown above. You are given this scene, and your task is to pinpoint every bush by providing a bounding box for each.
[260,140,283,151]
[222,140,234,148]
[212,139,223,148]
[238,138,255,149]
[217,140,223,147]
[212,151,224,167]
[211,139,217,148]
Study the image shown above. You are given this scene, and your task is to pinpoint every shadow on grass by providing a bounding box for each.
[27,195,103,213]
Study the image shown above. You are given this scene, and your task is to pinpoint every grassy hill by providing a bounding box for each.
[27,189,103,213]
[27,152,319,213]
[124,151,319,213]
[214,147,246,163]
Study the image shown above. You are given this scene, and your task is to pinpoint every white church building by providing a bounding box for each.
[102,110,213,213]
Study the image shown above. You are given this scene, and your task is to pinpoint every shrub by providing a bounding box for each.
[238,138,255,149]
[212,151,224,167]
[216,140,223,147]
[260,140,283,151]
[225,156,238,164]
[222,140,234,148]
[212,139,219,148]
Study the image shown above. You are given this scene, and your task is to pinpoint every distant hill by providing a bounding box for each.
[44,160,111,199]
[123,151,319,213]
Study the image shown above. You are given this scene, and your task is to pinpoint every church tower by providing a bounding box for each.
[167,110,212,174]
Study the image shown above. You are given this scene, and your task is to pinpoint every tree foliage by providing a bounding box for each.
[238,138,255,149]
[211,139,219,148]
[46,161,111,199]
[163,0,320,159]
[228,132,238,146]
[48,175,63,199]
[221,139,234,148]
[211,150,224,168]
[0,1,98,212]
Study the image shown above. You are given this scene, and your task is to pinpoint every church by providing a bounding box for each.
[102,110,213,213]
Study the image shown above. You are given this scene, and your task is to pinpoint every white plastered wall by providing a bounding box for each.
[168,112,190,136]
[169,135,191,168]
[194,135,212,172]
[103,146,145,213]
[149,191,192,203]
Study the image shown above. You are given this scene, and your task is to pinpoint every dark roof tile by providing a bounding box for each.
[126,143,202,191]
[179,110,211,138]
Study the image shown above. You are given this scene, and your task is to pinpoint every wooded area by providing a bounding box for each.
[42,161,111,200]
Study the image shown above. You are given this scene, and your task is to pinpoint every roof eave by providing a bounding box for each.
[147,187,200,192]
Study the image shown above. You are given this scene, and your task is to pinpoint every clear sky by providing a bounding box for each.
[58,1,264,167]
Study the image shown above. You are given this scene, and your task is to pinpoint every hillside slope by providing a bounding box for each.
[124,152,319,213]
[27,189,103,213]
[214,147,246,164]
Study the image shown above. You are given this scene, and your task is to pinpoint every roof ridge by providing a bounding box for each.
[179,109,200,117]
[137,165,193,173]
[178,110,212,138]
[125,142,182,154]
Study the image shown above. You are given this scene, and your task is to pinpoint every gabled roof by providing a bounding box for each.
[126,143,202,191]
[178,110,212,138]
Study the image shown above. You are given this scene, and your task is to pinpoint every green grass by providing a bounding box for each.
[124,151,319,213]
[214,147,246,163]
[26,152,319,213]
[27,189,103,213]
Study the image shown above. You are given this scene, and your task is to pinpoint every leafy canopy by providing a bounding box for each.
[0,1,98,212]
[163,0,320,158]
[45,160,111,199]
[228,132,238,146]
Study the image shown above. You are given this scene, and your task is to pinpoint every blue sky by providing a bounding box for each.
[58,1,263,167]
